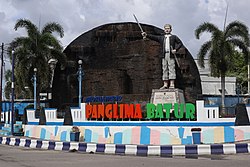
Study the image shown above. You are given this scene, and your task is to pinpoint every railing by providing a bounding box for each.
[23,101,244,124]
[219,106,236,118]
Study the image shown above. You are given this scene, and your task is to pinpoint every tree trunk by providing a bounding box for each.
[221,74,226,115]
[36,83,41,110]
[248,58,250,94]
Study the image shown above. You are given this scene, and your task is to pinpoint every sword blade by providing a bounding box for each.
[174,53,180,68]
[171,46,180,68]
[133,14,144,32]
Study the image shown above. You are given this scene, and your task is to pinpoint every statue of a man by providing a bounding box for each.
[142,24,183,89]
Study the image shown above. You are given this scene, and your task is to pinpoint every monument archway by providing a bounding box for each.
[51,22,202,107]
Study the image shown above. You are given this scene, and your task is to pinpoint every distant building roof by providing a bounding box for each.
[194,59,236,95]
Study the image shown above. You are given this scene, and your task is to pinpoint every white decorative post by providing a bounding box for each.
[78,60,83,107]
[33,68,37,110]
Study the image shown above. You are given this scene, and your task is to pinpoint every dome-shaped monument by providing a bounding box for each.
[51,22,202,107]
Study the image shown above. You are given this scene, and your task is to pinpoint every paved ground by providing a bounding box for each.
[1,135,250,156]
[1,144,250,167]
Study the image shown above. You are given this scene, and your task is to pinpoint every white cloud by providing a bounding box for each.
[0,0,249,59]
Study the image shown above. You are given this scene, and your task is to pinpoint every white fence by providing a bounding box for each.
[3,101,250,124]
[196,100,235,122]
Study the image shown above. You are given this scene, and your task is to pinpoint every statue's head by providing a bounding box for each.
[164,24,172,34]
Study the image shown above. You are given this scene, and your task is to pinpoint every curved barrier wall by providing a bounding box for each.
[1,136,250,156]
[24,124,250,145]
[4,100,249,145]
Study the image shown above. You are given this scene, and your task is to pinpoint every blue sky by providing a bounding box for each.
[0,0,249,62]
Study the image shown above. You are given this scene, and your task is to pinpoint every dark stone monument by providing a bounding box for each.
[22,109,28,124]
[51,22,202,108]
[63,105,73,126]
[38,108,46,125]
[235,103,250,126]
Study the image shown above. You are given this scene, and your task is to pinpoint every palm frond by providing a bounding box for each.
[50,49,66,65]
[14,19,39,38]
[197,41,211,68]
[226,29,249,45]
[195,22,219,39]
[209,50,221,77]
[40,33,63,50]
[4,70,12,81]
[225,21,249,36]
[225,21,249,45]
[42,22,64,38]
[228,38,249,59]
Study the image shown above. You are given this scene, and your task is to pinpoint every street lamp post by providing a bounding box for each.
[33,68,37,110]
[248,56,250,95]
[48,59,57,101]
[78,60,83,107]
[236,83,242,104]
[11,50,15,135]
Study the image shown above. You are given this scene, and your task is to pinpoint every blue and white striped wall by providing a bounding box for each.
[0,136,249,156]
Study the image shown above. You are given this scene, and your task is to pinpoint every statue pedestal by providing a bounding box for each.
[150,88,185,105]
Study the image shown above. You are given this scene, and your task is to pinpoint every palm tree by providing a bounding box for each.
[9,19,66,108]
[226,51,248,94]
[4,70,11,100]
[195,21,249,113]
[4,69,32,100]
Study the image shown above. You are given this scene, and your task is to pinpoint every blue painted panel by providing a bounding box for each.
[54,126,58,136]
[73,121,235,127]
[25,130,30,137]
[46,122,64,126]
[60,131,67,141]
[27,122,39,125]
[140,126,150,144]
[181,136,192,145]
[104,127,109,138]
[114,132,123,144]
[40,128,46,139]
[25,120,235,127]
[85,129,92,142]
[224,126,235,143]
[178,127,184,138]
